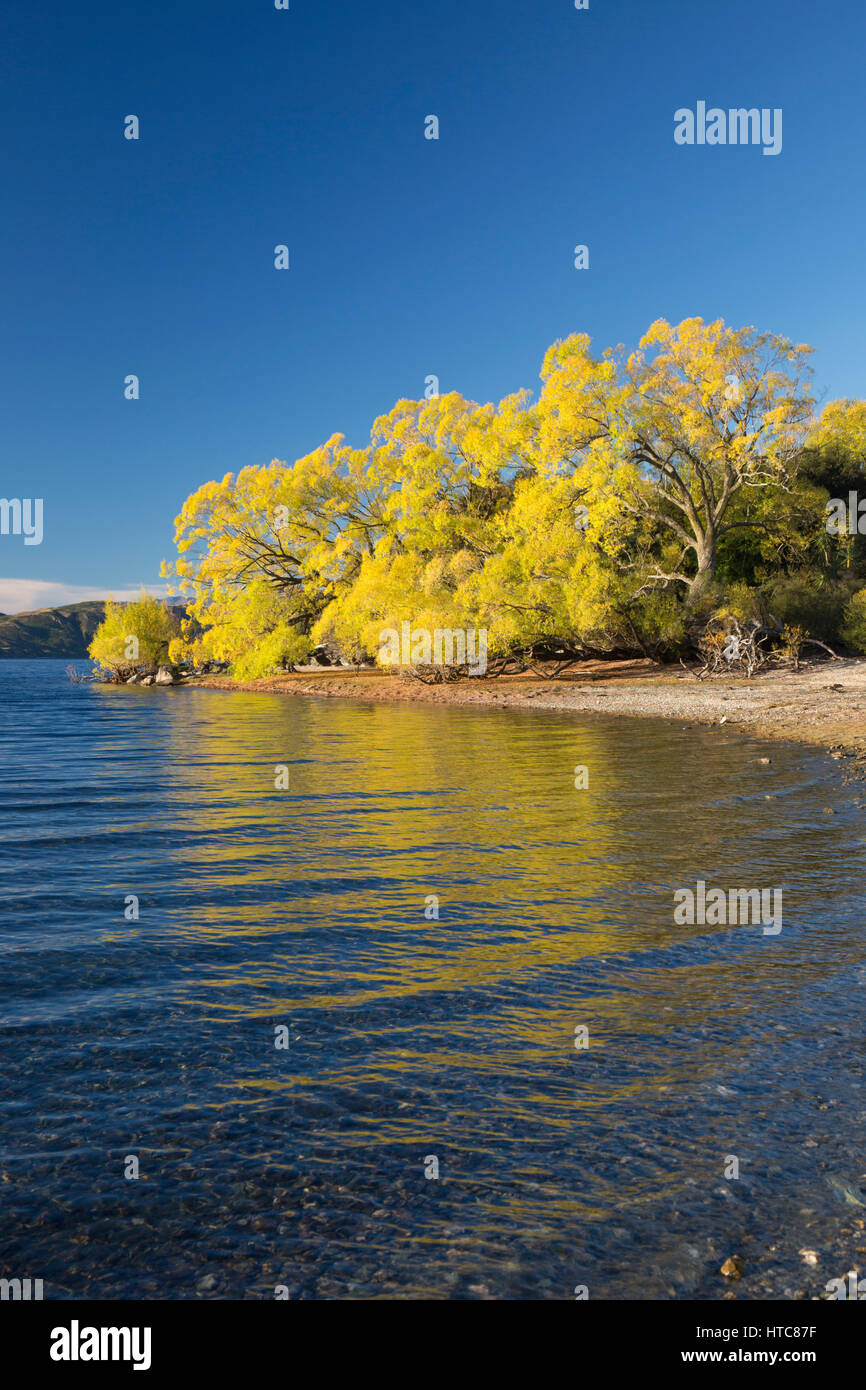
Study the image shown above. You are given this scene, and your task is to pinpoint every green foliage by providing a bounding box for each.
[841,589,866,654]
[779,624,808,666]
[760,573,857,643]
[708,583,766,627]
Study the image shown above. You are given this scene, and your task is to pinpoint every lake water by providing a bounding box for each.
[1,658,865,1300]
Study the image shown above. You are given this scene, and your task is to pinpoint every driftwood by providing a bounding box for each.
[694,618,840,679]
[696,622,770,679]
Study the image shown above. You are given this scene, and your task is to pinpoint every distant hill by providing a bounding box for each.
[0,600,188,659]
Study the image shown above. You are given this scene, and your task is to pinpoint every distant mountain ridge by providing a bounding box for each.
[0,600,188,658]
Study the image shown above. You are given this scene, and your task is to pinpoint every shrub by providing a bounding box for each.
[759,574,856,642]
[708,582,766,627]
[841,589,866,654]
[88,591,178,677]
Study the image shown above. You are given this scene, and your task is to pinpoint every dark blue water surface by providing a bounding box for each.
[1,659,866,1300]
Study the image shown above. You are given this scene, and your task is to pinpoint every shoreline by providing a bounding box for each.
[187,656,866,767]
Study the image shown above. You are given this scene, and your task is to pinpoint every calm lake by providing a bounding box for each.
[1,658,865,1299]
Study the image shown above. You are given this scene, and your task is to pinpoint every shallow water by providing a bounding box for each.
[1,659,865,1299]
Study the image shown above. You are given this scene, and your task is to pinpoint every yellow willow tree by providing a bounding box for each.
[165,317,822,677]
[89,590,179,677]
[461,466,685,660]
[535,318,815,603]
[808,398,866,457]
[798,398,866,577]
[163,436,391,675]
[435,361,689,658]
[370,390,516,555]
[310,392,520,660]
[329,388,673,662]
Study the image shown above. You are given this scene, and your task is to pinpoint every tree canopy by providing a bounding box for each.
[161,318,866,677]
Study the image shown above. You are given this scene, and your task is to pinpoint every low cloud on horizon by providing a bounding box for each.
[0,578,175,616]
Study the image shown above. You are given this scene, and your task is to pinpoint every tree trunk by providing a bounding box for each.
[686,537,717,604]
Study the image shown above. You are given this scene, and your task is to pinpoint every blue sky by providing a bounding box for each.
[1,0,864,612]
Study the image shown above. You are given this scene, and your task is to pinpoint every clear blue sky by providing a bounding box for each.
[1,0,864,611]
